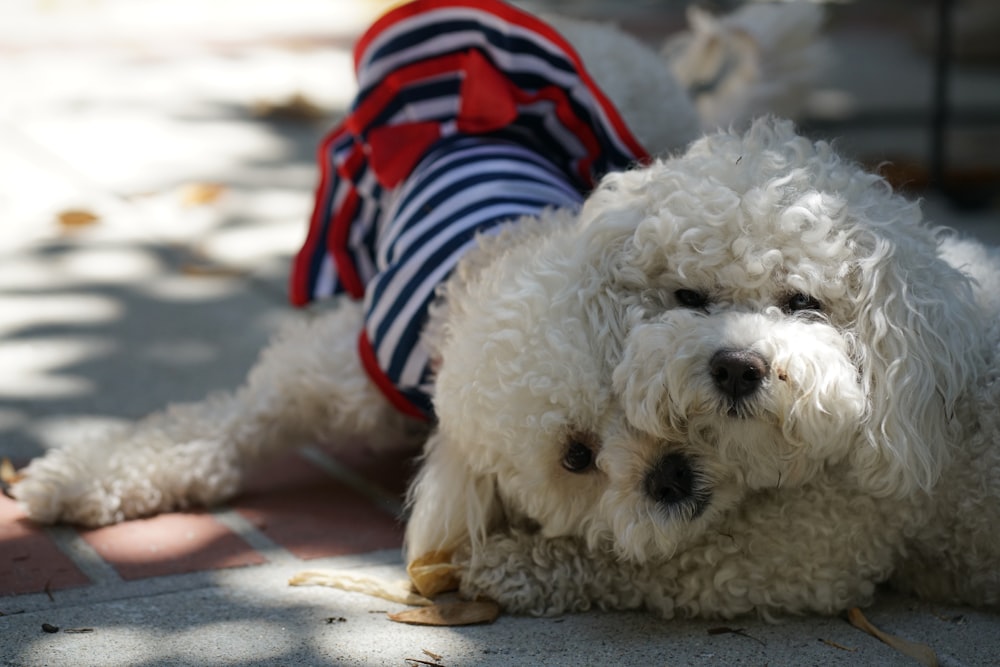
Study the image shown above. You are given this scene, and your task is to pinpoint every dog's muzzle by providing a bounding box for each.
[643,452,708,519]
[709,348,769,400]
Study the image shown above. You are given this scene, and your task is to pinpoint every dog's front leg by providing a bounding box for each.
[12,300,421,526]
[456,532,653,617]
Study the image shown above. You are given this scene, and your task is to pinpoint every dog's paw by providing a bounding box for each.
[10,436,241,526]
[458,533,646,617]
[10,453,125,526]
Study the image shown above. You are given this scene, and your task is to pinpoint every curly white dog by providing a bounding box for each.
[12,4,1000,621]
[426,118,1000,619]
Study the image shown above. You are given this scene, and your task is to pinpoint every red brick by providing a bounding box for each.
[236,452,403,559]
[79,511,266,580]
[324,441,418,499]
[0,494,90,597]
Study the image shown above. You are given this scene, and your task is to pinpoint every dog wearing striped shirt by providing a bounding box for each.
[12,0,824,531]
[27,1,1000,622]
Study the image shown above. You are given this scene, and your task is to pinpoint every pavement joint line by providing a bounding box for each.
[209,507,300,565]
[298,445,404,519]
[45,524,124,586]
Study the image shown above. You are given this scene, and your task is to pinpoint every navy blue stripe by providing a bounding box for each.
[382,169,571,259]
[362,77,463,131]
[371,190,573,380]
[364,18,576,83]
[383,171,574,265]
[399,136,574,195]
[398,385,434,420]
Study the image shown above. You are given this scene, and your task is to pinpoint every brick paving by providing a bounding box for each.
[0,446,413,598]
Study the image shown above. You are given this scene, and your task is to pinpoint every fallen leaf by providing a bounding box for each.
[818,637,856,652]
[56,209,99,228]
[388,600,500,627]
[289,570,432,606]
[1,458,25,485]
[180,182,226,206]
[178,262,246,277]
[252,93,326,121]
[422,648,443,661]
[846,607,939,667]
[407,550,459,598]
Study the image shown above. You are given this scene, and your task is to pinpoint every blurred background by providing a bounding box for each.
[1,0,999,463]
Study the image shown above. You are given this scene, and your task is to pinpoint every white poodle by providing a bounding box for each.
[17,0,1000,621]
[427,120,1000,618]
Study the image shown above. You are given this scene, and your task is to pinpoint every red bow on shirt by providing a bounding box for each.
[354,49,522,189]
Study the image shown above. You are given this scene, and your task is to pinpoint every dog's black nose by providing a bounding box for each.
[709,349,769,398]
[644,453,695,507]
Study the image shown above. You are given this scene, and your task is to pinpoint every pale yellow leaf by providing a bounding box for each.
[847,607,939,667]
[388,600,500,626]
[407,550,459,598]
[289,569,432,606]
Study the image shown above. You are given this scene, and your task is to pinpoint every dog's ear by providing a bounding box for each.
[404,430,503,565]
[850,228,984,498]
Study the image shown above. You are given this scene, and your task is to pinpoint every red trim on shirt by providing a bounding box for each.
[358,330,430,421]
[353,0,649,163]
[290,126,348,306]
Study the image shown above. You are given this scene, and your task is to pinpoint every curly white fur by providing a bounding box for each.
[407,119,1000,617]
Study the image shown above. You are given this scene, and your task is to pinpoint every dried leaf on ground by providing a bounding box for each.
[252,93,326,121]
[178,262,246,277]
[818,637,856,652]
[180,182,226,206]
[846,607,939,667]
[56,209,100,228]
[289,570,432,607]
[388,599,500,627]
[407,550,459,598]
[1,458,25,486]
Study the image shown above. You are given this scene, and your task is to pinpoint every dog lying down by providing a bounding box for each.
[12,1,1000,620]
[409,119,1000,619]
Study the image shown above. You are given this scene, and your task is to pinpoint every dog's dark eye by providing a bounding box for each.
[784,293,821,313]
[562,439,595,473]
[675,289,708,309]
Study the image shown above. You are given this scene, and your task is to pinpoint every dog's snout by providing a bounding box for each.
[644,453,694,507]
[709,349,769,398]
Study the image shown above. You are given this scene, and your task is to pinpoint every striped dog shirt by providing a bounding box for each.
[290,0,649,419]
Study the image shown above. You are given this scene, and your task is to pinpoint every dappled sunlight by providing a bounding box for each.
[79,513,266,580]
[0,336,114,398]
[134,274,247,303]
[22,414,131,453]
[170,619,300,663]
[20,620,298,667]
[201,219,304,266]
[55,247,166,284]
[0,294,123,337]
